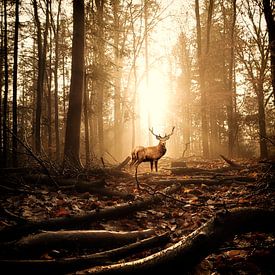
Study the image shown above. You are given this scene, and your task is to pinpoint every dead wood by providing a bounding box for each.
[220,155,241,167]
[170,166,240,175]
[157,176,256,186]
[22,176,134,200]
[114,156,131,170]
[170,161,187,168]
[0,233,170,275]
[0,167,42,174]
[0,184,181,242]
[3,229,155,257]
[74,207,275,274]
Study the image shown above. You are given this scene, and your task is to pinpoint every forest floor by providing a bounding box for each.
[0,156,274,274]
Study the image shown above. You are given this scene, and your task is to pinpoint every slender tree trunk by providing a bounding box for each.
[12,0,19,167]
[227,0,236,158]
[113,0,122,160]
[144,0,152,146]
[2,0,9,167]
[257,85,268,158]
[195,0,209,158]
[53,0,61,161]
[32,39,36,150]
[263,0,275,106]
[83,73,91,167]
[33,0,49,154]
[130,6,138,149]
[0,5,4,165]
[33,0,43,154]
[179,33,191,156]
[63,0,85,167]
[96,0,105,157]
[47,27,53,158]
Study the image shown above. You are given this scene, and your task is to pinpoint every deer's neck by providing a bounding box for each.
[158,142,167,156]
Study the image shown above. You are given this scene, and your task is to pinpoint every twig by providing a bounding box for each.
[101,157,105,168]
[4,126,59,188]
[259,133,275,146]
[135,167,140,189]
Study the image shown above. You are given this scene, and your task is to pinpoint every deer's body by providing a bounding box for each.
[130,127,174,172]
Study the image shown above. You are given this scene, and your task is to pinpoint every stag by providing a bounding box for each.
[130,127,175,173]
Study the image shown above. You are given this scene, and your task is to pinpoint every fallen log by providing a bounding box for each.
[3,229,155,257]
[170,166,240,175]
[170,161,187,168]
[0,184,181,242]
[74,207,275,274]
[114,156,131,170]
[220,154,241,168]
[23,176,133,200]
[59,179,134,200]
[0,233,170,275]
[157,176,256,186]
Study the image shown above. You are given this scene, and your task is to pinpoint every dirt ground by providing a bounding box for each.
[0,157,274,274]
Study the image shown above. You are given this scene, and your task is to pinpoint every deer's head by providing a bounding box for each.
[149,127,175,146]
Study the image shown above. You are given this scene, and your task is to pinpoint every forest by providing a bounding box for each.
[0,0,274,274]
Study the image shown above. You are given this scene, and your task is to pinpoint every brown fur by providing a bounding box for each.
[130,127,175,172]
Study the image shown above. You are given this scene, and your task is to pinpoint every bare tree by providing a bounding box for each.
[195,0,214,158]
[51,0,62,161]
[33,0,49,154]
[227,0,237,157]
[12,0,19,167]
[2,0,9,167]
[238,1,269,158]
[63,0,85,167]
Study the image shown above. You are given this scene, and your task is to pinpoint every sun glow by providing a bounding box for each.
[135,1,183,143]
[139,68,169,139]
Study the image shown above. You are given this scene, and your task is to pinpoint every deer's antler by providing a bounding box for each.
[149,127,161,139]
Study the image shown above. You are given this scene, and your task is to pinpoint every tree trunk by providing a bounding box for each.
[195,0,209,159]
[8,229,155,257]
[227,0,236,158]
[0,10,3,165]
[12,0,19,167]
[96,0,105,158]
[53,0,61,162]
[63,0,85,167]
[33,0,49,154]
[257,86,268,158]
[179,33,191,156]
[263,0,275,106]
[144,0,152,147]
[113,0,123,160]
[47,26,53,159]
[2,0,9,168]
[84,73,91,167]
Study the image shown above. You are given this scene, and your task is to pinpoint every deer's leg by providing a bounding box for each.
[155,161,158,172]
[150,161,153,172]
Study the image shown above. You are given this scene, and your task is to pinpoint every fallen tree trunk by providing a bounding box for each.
[0,233,170,274]
[2,229,155,257]
[0,184,181,242]
[220,155,241,168]
[157,176,256,187]
[114,156,131,170]
[21,175,133,200]
[170,166,240,175]
[74,207,275,274]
